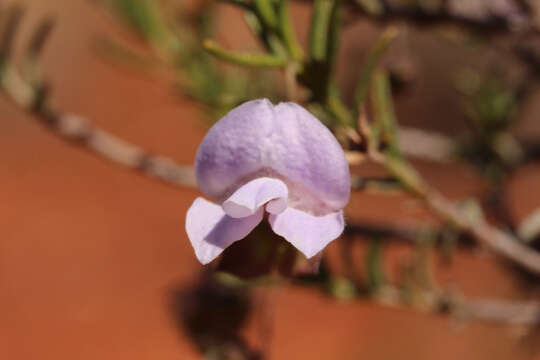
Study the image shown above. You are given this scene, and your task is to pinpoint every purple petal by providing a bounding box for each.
[185,197,263,264]
[268,207,344,259]
[195,99,350,211]
[222,177,288,218]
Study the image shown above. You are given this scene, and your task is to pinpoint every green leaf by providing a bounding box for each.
[326,276,358,301]
[203,40,286,68]
[383,155,426,196]
[308,0,334,62]
[366,237,385,293]
[372,68,400,155]
[253,0,279,31]
[278,0,303,60]
[354,27,398,110]
[106,0,164,41]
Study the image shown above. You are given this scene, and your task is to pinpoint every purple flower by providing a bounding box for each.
[186,99,350,264]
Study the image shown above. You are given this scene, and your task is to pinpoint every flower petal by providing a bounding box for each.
[195,99,350,211]
[222,177,288,218]
[266,197,287,214]
[268,207,344,259]
[186,197,264,264]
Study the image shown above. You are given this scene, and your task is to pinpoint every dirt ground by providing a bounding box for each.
[1,1,539,359]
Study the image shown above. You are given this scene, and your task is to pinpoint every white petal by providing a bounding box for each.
[222,177,288,218]
[269,207,344,259]
[185,197,263,264]
[266,197,287,214]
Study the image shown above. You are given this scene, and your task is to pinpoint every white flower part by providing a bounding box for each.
[186,197,264,264]
[268,208,344,259]
[222,177,288,218]
[185,99,351,264]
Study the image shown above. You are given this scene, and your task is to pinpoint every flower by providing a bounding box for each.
[186,99,350,264]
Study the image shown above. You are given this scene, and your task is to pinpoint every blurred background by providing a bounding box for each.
[2,0,540,359]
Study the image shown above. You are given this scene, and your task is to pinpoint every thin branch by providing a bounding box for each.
[356,123,540,275]
[519,208,540,243]
[0,64,196,188]
[346,0,533,32]
[351,67,540,275]
[1,53,458,193]
[426,191,540,275]
[461,298,540,326]
[375,285,540,327]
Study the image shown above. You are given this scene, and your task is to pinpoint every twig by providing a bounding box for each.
[356,116,540,275]
[0,64,196,188]
[461,298,540,326]
[376,285,540,327]
[426,191,540,275]
[346,0,533,32]
[519,208,540,243]
[0,54,457,193]
[352,67,540,275]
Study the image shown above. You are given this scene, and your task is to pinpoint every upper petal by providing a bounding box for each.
[185,197,263,264]
[222,177,288,218]
[269,102,350,209]
[268,207,345,259]
[195,99,350,211]
[195,99,274,200]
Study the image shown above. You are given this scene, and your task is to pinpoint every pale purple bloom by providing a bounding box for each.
[185,99,350,264]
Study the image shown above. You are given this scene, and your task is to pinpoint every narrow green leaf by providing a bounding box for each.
[326,276,358,301]
[103,0,178,52]
[383,155,426,196]
[326,0,342,71]
[354,27,398,109]
[253,0,278,31]
[106,0,163,41]
[327,84,354,127]
[366,237,385,293]
[372,68,400,155]
[203,40,286,68]
[308,0,334,62]
[278,0,303,60]
[244,8,286,56]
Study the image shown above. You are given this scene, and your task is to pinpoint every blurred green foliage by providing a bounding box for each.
[456,69,523,180]
[99,0,278,121]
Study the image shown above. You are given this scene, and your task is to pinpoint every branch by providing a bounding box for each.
[426,191,540,275]
[361,133,540,275]
[355,70,540,276]
[460,298,540,326]
[375,285,540,327]
[0,64,196,188]
[346,0,533,32]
